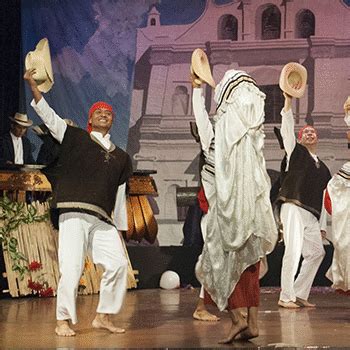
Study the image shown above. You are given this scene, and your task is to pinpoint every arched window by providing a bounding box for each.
[261,5,281,40]
[150,18,156,26]
[218,14,238,40]
[260,85,284,123]
[295,9,315,38]
[172,86,189,115]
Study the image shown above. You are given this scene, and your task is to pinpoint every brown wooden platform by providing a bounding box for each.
[0,287,349,348]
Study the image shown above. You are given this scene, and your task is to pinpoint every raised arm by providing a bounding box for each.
[191,74,214,154]
[24,69,67,143]
[344,96,350,148]
[280,92,296,164]
[344,95,350,118]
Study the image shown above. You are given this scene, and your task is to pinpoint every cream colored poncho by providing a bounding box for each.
[195,70,278,311]
[326,162,350,292]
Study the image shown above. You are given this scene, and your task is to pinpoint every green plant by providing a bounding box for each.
[0,196,49,279]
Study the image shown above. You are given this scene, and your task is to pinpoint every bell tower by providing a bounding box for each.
[147,6,160,27]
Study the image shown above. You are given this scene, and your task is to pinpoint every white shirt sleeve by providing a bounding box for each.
[113,183,128,231]
[30,97,67,143]
[280,108,296,169]
[319,190,328,232]
[192,88,214,154]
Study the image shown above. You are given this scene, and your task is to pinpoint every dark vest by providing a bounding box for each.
[50,126,132,223]
[277,143,331,219]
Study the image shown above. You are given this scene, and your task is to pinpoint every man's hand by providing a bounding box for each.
[343,96,350,115]
[24,68,43,103]
[23,68,38,87]
[283,92,292,112]
[190,67,202,88]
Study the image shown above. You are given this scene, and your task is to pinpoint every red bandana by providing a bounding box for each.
[87,101,113,133]
[297,125,317,141]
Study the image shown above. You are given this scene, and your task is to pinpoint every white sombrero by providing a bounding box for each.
[191,48,216,88]
[25,38,54,93]
[9,113,33,127]
[279,62,307,98]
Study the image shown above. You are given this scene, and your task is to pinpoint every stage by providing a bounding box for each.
[0,287,349,348]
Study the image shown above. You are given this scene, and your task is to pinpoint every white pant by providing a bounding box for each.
[56,212,128,324]
[280,203,325,302]
[199,214,207,299]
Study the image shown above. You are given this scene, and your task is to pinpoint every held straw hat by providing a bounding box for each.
[190,48,216,88]
[279,62,307,98]
[25,38,54,93]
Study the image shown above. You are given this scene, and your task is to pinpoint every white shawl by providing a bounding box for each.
[196,70,278,310]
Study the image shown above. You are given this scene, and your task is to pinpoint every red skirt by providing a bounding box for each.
[204,261,260,310]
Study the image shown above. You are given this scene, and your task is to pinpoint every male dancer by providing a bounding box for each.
[25,68,132,336]
[277,92,331,308]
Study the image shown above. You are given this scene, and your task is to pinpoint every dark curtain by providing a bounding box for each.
[0,0,21,137]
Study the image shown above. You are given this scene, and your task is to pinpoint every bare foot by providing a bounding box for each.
[218,313,247,344]
[237,307,247,319]
[235,327,259,341]
[296,297,316,307]
[92,314,125,334]
[193,309,220,321]
[55,320,76,337]
[278,300,300,309]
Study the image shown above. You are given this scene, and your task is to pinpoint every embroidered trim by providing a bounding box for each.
[338,169,350,180]
[278,196,320,219]
[56,202,112,223]
[216,75,257,112]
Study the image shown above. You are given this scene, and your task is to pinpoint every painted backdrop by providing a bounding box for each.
[22,0,350,246]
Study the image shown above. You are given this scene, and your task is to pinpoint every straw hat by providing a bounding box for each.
[32,123,49,136]
[9,113,33,127]
[25,38,54,93]
[191,48,216,88]
[279,62,307,98]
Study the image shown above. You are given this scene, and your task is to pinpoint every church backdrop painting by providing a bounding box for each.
[21,0,350,246]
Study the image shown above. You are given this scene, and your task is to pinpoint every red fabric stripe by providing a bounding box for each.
[197,186,209,214]
[204,261,260,310]
[324,189,332,215]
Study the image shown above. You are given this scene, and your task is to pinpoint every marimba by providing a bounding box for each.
[0,166,158,297]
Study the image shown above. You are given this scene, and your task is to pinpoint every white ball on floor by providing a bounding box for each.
[159,270,180,289]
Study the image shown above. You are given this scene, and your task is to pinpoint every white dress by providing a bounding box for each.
[326,162,350,292]
[193,70,278,311]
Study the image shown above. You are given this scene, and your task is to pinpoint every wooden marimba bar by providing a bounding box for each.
[127,170,158,244]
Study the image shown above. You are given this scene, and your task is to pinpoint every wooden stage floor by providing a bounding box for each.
[0,287,349,349]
